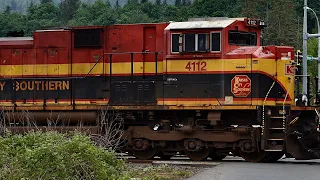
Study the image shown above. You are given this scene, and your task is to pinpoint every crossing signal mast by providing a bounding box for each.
[302,0,320,105]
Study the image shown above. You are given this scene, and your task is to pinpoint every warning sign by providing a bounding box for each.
[285,64,295,75]
[231,75,251,97]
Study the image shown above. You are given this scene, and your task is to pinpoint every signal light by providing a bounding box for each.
[296,50,302,65]
[295,50,302,75]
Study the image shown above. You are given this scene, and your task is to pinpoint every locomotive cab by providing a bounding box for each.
[165,17,264,57]
[162,17,294,107]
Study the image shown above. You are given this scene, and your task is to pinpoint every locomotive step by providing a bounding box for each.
[264,145,284,151]
[267,139,285,141]
[270,116,286,119]
[264,149,283,152]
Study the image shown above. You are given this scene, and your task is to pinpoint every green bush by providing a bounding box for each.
[0,131,126,180]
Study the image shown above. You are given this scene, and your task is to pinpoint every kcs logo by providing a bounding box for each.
[285,64,296,75]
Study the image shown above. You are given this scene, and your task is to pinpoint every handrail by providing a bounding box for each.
[262,81,275,136]
[282,78,293,129]
[0,51,163,81]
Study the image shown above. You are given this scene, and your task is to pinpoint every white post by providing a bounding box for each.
[303,0,308,99]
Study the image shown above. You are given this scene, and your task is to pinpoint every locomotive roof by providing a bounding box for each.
[0,37,33,41]
[165,17,243,30]
[0,37,33,47]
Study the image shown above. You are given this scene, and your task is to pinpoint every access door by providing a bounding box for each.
[109,27,157,105]
[142,27,157,80]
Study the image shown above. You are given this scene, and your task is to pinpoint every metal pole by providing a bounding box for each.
[307,7,320,92]
[318,20,320,94]
[303,0,308,97]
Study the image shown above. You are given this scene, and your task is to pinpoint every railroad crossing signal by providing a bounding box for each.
[296,50,316,61]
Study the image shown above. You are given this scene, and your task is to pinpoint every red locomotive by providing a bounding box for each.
[0,17,319,162]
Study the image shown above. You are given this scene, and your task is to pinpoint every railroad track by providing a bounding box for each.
[117,153,223,166]
[119,155,320,166]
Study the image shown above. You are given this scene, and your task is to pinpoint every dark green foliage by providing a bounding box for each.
[40,0,53,4]
[0,11,26,37]
[175,0,181,6]
[264,0,298,47]
[191,0,240,17]
[0,0,319,60]
[24,2,61,35]
[69,0,116,26]
[163,0,167,5]
[59,0,81,24]
[115,0,120,8]
[0,131,126,179]
[4,6,11,14]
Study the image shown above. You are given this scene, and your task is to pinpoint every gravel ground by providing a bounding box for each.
[127,163,209,179]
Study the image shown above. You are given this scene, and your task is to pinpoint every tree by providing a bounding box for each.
[161,5,181,21]
[105,0,111,7]
[4,6,11,14]
[59,0,81,25]
[69,0,116,26]
[40,0,53,4]
[0,10,27,37]
[191,0,240,18]
[27,0,36,14]
[163,0,167,5]
[128,0,139,4]
[115,0,120,9]
[10,0,17,11]
[25,2,60,35]
[156,0,161,5]
[240,0,263,18]
[182,0,187,6]
[117,9,152,24]
[175,0,181,6]
[264,0,298,47]
[29,0,35,8]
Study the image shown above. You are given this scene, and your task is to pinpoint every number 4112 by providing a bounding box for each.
[185,61,207,71]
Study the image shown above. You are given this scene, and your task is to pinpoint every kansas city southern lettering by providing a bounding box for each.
[0,81,70,91]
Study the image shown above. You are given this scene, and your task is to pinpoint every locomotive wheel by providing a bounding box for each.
[262,151,284,163]
[239,150,266,162]
[132,148,158,160]
[185,148,211,161]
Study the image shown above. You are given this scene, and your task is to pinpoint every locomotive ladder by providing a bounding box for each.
[262,80,288,152]
[262,75,293,151]
[263,113,287,151]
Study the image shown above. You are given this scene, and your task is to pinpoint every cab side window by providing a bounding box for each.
[228,31,256,46]
[184,34,196,52]
[171,34,181,53]
[184,33,209,52]
[170,32,219,54]
[211,32,221,52]
[198,34,209,51]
